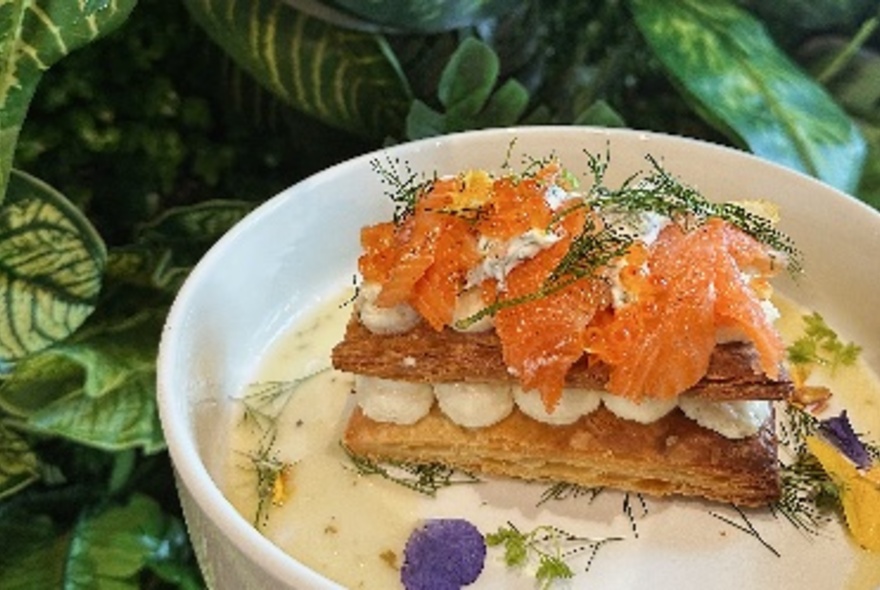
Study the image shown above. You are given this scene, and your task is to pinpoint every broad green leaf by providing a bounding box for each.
[574,100,626,127]
[66,495,165,584]
[0,0,136,204]
[329,0,513,33]
[182,0,411,139]
[0,170,106,361]
[477,78,529,127]
[0,421,39,499]
[438,37,499,115]
[630,0,867,193]
[855,123,880,209]
[0,513,69,589]
[137,199,255,265]
[404,38,531,140]
[0,309,166,453]
[405,99,447,140]
[740,0,876,46]
[0,495,196,590]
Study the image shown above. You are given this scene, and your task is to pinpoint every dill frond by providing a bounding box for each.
[342,444,480,496]
[370,155,432,223]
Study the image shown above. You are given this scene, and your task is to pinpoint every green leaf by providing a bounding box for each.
[0,513,69,589]
[574,99,627,127]
[67,495,165,584]
[182,0,411,139]
[855,123,880,209]
[405,99,448,140]
[0,422,40,499]
[404,38,531,139]
[329,0,514,33]
[629,0,867,193]
[0,170,106,362]
[0,0,137,204]
[0,309,166,453]
[478,78,530,127]
[438,37,499,115]
[0,494,198,590]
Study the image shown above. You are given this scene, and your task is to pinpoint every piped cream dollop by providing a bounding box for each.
[513,387,601,425]
[434,382,514,428]
[678,397,772,439]
[354,375,434,425]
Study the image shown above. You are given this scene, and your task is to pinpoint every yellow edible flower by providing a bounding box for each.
[806,435,880,552]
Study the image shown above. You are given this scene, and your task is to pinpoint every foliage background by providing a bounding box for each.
[1,0,879,587]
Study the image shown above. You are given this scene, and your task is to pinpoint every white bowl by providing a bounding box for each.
[157,126,880,589]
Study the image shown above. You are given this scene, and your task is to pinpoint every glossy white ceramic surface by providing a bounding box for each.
[157,126,880,589]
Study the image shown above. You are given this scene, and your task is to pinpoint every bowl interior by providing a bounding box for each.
[157,126,880,588]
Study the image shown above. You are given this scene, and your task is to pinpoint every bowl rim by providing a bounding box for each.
[156,124,878,587]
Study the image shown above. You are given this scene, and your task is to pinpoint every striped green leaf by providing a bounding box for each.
[0,422,39,499]
[329,0,513,33]
[0,308,165,453]
[630,0,867,193]
[183,0,411,139]
[0,170,106,361]
[0,0,136,204]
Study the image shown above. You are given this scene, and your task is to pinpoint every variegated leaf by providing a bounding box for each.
[0,0,137,204]
[630,0,867,193]
[183,0,411,139]
[0,170,105,361]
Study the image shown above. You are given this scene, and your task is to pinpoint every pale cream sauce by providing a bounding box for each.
[221,291,880,590]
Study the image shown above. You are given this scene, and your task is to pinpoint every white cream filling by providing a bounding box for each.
[678,397,771,439]
[513,386,601,425]
[600,392,678,424]
[434,382,514,429]
[357,282,421,335]
[354,377,770,439]
[354,375,434,425]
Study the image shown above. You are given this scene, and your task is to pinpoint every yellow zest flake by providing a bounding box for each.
[271,464,293,507]
[450,169,493,211]
[806,436,880,552]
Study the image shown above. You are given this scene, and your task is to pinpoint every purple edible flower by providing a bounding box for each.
[401,519,487,590]
[820,410,872,470]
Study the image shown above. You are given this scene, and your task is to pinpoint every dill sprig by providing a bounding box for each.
[239,431,294,527]
[709,505,781,557]
[582,150,803,274]
[486,521,623,589]
[370,155,432,223]
[240,370,327,433]
[773,453,838,536]
[549,212,632,284]
[342,444,480,496]
[772,404,843,536]
[537,482,603,506]
[236,370,326,527]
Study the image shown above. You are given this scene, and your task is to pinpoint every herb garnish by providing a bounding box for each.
[709,505,780,557]
[237,371,326,526]
[537,482,603,506]
[582,150,803,274]
[370,155,431,223]
[787,312,862,377]
[486,522,622,589]
[343,445,481,496]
